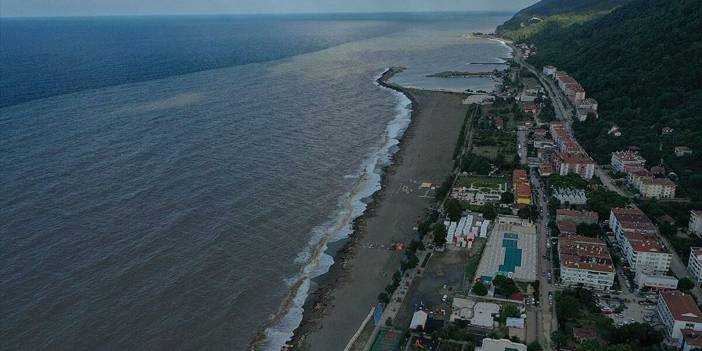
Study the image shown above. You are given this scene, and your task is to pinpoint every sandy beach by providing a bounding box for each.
[288,74,470,350]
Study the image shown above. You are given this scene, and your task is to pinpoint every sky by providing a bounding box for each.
[0,0,538,17]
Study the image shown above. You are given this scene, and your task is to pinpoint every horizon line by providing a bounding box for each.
[0,9,517,20]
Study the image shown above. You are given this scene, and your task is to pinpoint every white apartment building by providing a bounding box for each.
[611,150,646,173]
[690,211,702,237]
[639,177,677,199]
[688,247,702,284]
[609,207,658,244]
[559,236,615,290]
[542,65,557,77]
[634,270,678,291]
[620,232,671,272]
[657,291,702,344]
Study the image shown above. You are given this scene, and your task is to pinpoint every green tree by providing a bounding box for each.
[499,303,520,323]
[493,275,519,296]
[501,191,515,204]
[527,341,543,351]
[678,277,695,292]
[551,331,566,348]
[576,223,602,237]
[517,206,531,219]
[433,223,448,246]
[473,281,488,296]
[481,203,498,220]
[445,199,463,222]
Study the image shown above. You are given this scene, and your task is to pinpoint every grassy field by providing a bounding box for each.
[455,175,507,192]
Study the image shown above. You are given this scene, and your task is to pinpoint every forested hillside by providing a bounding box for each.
[496,0,629,40]
[516,0,702,199]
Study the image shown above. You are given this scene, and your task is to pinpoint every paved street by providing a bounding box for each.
[530,171,556,349]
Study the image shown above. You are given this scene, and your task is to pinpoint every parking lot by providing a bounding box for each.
[596,292,661,327]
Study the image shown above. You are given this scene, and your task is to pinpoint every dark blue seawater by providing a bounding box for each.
[0,13,511,350]
[0,15,404,108]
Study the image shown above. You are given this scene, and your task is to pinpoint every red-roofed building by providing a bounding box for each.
[639,177,677,199]
[688,247,702,284]
[494,116,504,130]
[691,211,702,237]
[611,150,646,173]
[619,231,671,273]
[556,209,598,225]
[557,220,577,235]
[523,103,539,115]
[559,235,615,290]
[572,328,597,344]
[657,291,702,343]
[512,169,531,206]
[681,329,702,351]
[557,152,595,179]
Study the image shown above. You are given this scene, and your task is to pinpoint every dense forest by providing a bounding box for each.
[505,0,702,200]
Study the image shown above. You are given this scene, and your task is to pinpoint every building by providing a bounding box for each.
[512,169,531,206]
[471,302,500,328]
[557,152,595,180]
[494,116,504,130]
[576,107,597,121]
[478,338,527,351]
[559,235,615,290]
[542,65,557,77]
[681,329,702,351]
[556,209,598,225]
[557,220,577,235]
[609,207,659,243]
[552,187,587,206]
[442,213,489,248]
[523,103,539,115]
[638,177,676,199]
[689,211,702,237]
[410,310,428,330]
[675,146,693,157]
[688,247,702,284]
[573,328,597,344]
[634,270,678,291]
[611,150,646,173]
[577,98,598,111]
[657,291,702,344]
[620,232,671,273]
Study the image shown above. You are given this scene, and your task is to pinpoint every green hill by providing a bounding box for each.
[509,0,702,200]
[496,0,630,40]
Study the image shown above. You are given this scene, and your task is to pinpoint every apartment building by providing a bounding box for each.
[559,235,615,290]
[657,291,702,344]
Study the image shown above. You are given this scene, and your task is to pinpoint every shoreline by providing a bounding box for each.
[275,67,418,350]
[247,67,416,351]
[285,69,470,350]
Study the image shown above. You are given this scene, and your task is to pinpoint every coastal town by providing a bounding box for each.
[307,37,702,351]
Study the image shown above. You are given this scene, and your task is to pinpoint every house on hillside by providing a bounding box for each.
[675,146,693,157]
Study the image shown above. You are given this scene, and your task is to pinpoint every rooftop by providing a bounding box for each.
[557,220,577,234]
[613,150,645,162]
[661,291,702,323]
[556,209,598,221]
[559,235,614,273]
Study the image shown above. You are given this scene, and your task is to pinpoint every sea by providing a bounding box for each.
[0,13,511,350]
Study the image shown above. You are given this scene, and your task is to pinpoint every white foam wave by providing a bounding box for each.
[260,69,412,351]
